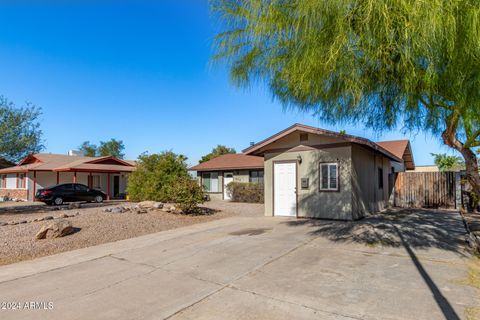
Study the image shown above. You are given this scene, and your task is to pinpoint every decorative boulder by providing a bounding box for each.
[153,202,164,209]
[138,201,156,209]
[68,202,82,209]
[35,219,74,240]
[110,207,126,214]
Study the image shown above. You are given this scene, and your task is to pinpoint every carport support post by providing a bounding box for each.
[107,173,110,200]
[73,171,77,184]
[56,172,59,184]
[33,171,36,200]
[89,172,92,188]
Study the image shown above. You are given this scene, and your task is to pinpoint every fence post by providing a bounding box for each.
[455,172,462,210]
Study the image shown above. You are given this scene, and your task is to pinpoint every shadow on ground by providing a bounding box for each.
[285,208,466,254]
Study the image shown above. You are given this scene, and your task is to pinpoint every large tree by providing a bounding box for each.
[78,141,97,157]
[0,96,43,163]
[211,0,480,199]
[199,145,236,163]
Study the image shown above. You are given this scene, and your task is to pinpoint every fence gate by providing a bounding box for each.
[394,172,457,209]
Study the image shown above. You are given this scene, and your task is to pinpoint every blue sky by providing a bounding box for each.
[0,1,456,166]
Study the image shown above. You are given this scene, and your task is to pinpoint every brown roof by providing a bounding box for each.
[376,140,415,170]
[190,154,264,171]
[0,153,135,173]
[243,124,404,162]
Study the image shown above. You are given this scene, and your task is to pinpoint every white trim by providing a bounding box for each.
[319,163,339,191]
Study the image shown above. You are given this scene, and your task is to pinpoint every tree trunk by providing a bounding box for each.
[442,125,480,211]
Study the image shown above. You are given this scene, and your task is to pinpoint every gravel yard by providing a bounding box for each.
[0,200,264,266]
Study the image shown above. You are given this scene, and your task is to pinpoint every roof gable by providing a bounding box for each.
[243,124,404,162]
[376,140,415,170]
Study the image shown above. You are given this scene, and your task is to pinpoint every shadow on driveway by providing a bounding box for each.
[284,208,468,320]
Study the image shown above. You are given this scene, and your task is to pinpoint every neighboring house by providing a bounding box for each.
[407,165,440,172]
[0,153,135,201]
[190,153,264,200]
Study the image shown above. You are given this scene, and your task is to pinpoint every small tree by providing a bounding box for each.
[79,141,97,157]
[98,139,125,159]
[199,145,236,163]
[431,153,465,172]
[0,96,43,163]
[127,152,204,211]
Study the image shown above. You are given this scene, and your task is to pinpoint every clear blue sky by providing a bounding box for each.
[0,1,457,166]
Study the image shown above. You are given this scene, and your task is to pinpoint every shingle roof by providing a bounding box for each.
[376,140,415,170]
[0,153,135,173]
[243,123,405,162]
[189,154,264,171]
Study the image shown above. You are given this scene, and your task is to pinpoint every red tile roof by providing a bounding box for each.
[190,154,264,171]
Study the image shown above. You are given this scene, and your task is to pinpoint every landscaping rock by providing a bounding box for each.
[9,221,18,225]
[138,201,156,209]
[134,208,148,214]
[110,207,126,214]
[153,202,164,209]
[68,202,82,209]
[102,208,112,213]
[35,219,74,240]
[56,214,69,219]
[18,220,27,224]
[44,216,54,220]
[0,222,7,226]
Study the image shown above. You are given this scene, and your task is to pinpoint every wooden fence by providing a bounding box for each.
[394,172,457,209]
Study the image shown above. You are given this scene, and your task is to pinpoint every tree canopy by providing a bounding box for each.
[211,0,480,197]
[78,138,125,159]
[199,145,236,163]
[0,96,43,163]
[431,153,465,172]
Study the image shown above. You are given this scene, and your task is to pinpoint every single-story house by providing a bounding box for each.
[193,123,414,220]
[189,153,264,200]
[0,153,135,201]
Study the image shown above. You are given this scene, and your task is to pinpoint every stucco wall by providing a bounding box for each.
[264,146,354,220]
[351,145,402,216]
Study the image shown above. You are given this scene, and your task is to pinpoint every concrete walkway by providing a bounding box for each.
[0,209,478,320]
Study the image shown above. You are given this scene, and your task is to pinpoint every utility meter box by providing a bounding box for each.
[301,178,309,189]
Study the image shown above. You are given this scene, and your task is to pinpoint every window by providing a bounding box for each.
[17,173,26,189]
[249,170,264,184]
[319,163,338,191]
[58,184,74,191]
[75,184,89,191]
[202,172,219,192]
[0,175,5,188]
[378,168,384,189]
[91,175,101,189]
[300,133,309,142]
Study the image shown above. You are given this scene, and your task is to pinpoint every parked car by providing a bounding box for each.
[35,183,107,205]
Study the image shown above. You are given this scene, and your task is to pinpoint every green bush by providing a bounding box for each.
[226,182,264,203]
[127,152,204,211]
[170,177,205,213]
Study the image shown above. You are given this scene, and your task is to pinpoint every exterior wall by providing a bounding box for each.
[197,169,263,200]
[351,144,403,216]
[0,189,28,200]
[264,146,354,220]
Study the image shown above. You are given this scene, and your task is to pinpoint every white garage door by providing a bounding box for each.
[273,162,297,217]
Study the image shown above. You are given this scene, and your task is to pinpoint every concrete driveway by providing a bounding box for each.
[0,208,478,320]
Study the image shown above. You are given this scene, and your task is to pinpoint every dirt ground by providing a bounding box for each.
[0,200,264,266]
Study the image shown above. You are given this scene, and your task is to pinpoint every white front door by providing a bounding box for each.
[273,162,297,217]
[223,172,234,200]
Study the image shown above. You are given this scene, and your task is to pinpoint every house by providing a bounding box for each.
[0,153,135,201]
[190,153,264,200]
[242,124,414,220]
[407,165,440,172]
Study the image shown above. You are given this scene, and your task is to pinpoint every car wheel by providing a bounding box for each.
[94,195,103,203]
[53,197,63,206]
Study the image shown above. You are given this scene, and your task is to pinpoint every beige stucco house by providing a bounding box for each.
[0,153,135,201]
[193,124,414,220]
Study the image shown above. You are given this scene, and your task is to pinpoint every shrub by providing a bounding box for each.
[226,182,264,203]
[170,177,205,213]
[127,151,189,202]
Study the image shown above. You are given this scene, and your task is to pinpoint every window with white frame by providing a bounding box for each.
[202,172,219,192]
[319,163,339,191]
